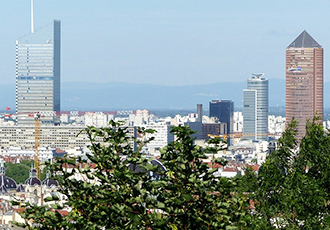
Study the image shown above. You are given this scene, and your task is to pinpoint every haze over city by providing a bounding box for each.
[1,0,330,87]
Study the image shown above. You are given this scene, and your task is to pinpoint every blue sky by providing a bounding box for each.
[1,0,330,85]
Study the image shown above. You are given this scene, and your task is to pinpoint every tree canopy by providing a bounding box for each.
[250,117,330,229]
[15,121,250,230]
[5,160,31,184]
[15,117,330,229]
[5,160,50,184]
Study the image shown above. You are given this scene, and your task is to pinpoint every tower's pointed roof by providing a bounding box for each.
[287,30,321,48]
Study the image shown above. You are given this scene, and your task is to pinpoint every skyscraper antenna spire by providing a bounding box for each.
[31,0,34,33]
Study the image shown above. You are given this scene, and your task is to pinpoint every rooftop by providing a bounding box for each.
[287,30,321,48]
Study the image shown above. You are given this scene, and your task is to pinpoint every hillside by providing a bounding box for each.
[2,79,329,111]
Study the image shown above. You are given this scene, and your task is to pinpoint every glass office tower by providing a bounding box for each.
[16,20,60,124]
[209,100,234,144]
[243,74,268,141]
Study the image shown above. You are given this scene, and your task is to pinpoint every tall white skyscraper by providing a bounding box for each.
[243,74,268,141]
[16,20,61,124]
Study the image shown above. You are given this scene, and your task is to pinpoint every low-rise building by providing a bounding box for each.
[142,121,174,155]
[0,125,136,151]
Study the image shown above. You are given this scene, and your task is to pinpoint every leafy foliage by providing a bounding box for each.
[5,160,31,184]
[235,166,258,195]
[254,117,330,229]
[15,117,330,229]
[154,125,251,229]
[5,160,49,183]
[14,122,251,229]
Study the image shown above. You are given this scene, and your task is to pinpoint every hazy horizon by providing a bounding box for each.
[1,1,330,86]
[1,78,330,86]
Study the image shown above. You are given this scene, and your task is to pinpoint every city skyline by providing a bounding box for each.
[1,1,330,86]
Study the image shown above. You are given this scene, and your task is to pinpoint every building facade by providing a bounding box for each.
[209,100,233,136]
[0,125,136,151]
[202,123,227,140]
[143,122,174,154]
[16,20,61,124]
[243,74,268,141]
[286,30,323,139]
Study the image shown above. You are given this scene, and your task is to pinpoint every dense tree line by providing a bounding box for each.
[252,117,330,229]
[5,160,31,184]
[6,160,49,183]
[14,118,330,229]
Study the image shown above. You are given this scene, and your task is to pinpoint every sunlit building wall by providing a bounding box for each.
[286,30,323,140]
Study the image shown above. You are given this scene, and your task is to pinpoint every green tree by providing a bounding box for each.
[14,122,251,229]
[15,121,160,229]
[153,125,251,230]
[292,117,330,228]
[5,160,50,183]
[235,166,258,195]
[5,161,31,184]
[254,117,330,229]
[253,119,298,228]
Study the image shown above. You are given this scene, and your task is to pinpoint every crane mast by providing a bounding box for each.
[34,113,41,179]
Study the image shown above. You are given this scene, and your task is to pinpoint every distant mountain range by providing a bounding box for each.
[1,79,330,111]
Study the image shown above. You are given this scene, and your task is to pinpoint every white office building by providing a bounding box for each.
[143,121,174,155]
[243,74,268,141]
[16,20,61,124]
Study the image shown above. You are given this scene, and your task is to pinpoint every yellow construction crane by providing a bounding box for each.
[5,111,42,178]
[208,133,239,141]
[208,133,272,141]
[34,113,41,179]
[207,133,273,155]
